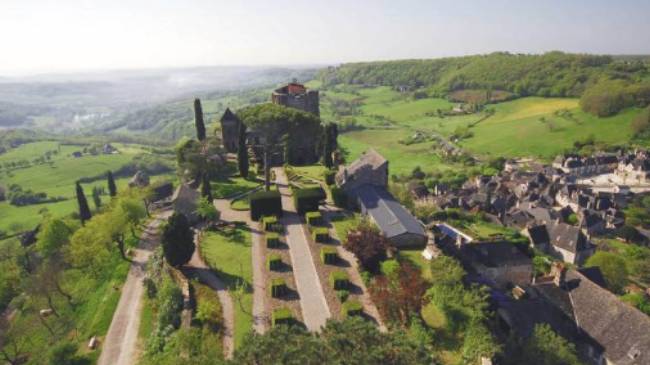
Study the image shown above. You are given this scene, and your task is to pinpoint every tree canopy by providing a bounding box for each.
[161,213,195,267]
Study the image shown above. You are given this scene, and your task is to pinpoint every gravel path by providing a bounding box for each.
[214,199,269,334]
[274,168,331,331]
[97,210,170,365]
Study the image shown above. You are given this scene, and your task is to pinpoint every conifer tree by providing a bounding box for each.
[107,170,117,197]
[75,181,92,225]
[201,173,213,202]
[161,213,195,267]
[237,124,249,178]
[194,98,206,141]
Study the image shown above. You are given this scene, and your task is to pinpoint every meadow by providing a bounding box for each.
[0,141,174,235]
[317,84,645,175]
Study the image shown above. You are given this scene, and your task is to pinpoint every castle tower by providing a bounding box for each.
[271,82,320,116]
[220,108,241,153]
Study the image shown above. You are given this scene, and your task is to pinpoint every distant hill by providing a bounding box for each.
[318,52,649,99]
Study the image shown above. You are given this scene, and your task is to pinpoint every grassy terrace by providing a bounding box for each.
[200,223,253,349]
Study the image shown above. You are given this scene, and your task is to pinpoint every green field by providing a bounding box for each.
[0,141,173,235]
[318,84,645,174]
[200,224,253,349]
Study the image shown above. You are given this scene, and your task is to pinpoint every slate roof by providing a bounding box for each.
[547,222,590,253]
[460,242,531,268]
[537,270,650,365]
[344,148,386,176]
[526,224,550,246]
[354,184,425,240]
[220,107,238,122]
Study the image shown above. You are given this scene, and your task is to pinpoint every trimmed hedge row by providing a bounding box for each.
[269,278,288,298]
[323,170,336,186]
[266,232,280,248]
[330,186,347,209]
[262,216,281,232]
[329,270,349,290]
[268,253,282,271]
[272,307,293,327]
[293,187,326,215]
[341,300,363,318]
[250,190,282,221]
[312,227,329,243]
[305,211,323,226]
[320,247,338,264]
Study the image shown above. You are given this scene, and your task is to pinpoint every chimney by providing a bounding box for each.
[551,262,567,288]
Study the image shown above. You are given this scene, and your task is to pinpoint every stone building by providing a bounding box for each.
[335,149,388,191]
[271,82,319,116]
[220,108,241,153]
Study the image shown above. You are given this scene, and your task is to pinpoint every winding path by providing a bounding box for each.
[97,210,170,365]
[274,167,331,331]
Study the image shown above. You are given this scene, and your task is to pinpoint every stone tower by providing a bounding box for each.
[220,108,241,153]
[271,82,320,116]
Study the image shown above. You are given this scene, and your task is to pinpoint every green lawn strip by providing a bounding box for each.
[331,214,361,243]
[199,224,253,349]
[211,175,261,199]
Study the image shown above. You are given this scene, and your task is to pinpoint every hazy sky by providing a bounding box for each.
[2,0,650,76]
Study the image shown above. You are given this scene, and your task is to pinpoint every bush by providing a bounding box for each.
[320,247,338,264]
[293,187,326,215]
[306,211,323,226]
[268,253,282,271]
[262,216,280,232]
[329,270,350,290]
[343,221,388,273]
[250,190,282,221]
[330,186,347,208]
[312,227,330,243]
[272,307,293,327]
[266,232,280,248]
[341,300,363,318]
[336,289,349,303]
[269,278,288,298]
[323,170,336,186]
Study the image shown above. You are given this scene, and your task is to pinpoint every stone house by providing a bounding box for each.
[459,241,533,289]
[547,222,595,265]
[335,149,388,192]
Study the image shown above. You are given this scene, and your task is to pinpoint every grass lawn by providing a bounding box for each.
[211,175,261,199]
[331,213,361,242]
[398,249,432,282]
[200,223,253,349]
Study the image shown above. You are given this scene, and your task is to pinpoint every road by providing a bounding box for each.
[274,167,331,331]
[97,211,170,365]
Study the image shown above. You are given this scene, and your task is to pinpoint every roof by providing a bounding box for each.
[547,222,590,253]
[461,242,531,268]
[537,270,650,364]
[354,184,425,240]
[526,224,550,245]
[220,108,238,122]
[172,184,200,221]
[345,149,387,176]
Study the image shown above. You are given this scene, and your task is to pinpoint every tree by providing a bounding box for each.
[118,197,147,239]
[46,341,90,365]
[91,186,102,209]
[370,260,427,326]
[161,213,195,267]
[201,173,213,202]
[194,98,206,141]
[196,197,220,222]
[617,225,644,244]
[75,182,91,225]
[508,324,581,365]
[107,170,117,197]
[585,251,629,294]
[237,124,249,178]
[36,218,72,258]
[343,220,388,273]
[429,255,465,286]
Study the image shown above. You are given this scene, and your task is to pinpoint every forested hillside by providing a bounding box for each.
[319,52,650,116]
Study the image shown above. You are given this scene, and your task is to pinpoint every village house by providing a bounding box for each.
[335,149,427,248]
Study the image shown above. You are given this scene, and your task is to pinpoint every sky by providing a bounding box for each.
[1,0,650,76]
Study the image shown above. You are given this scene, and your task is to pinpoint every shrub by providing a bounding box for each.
[266,232,280,248]
[269,278,288,298]
[306,211,323,226]
[312,227,330,243]
[329,270,350,290]
[268,253,282,271]
[323,170,336,186]
[336,289,349,303]
[272,307,293,327]
[293,187,326,215]
[344,220,388,273]
[320,247,338,264]
[330,186,347,208]
[262,216,280,232]
[341,300,363,318]
[250,190,282,221]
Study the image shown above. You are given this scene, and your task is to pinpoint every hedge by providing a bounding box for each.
[323,170,336,186]
[330,186,347,208]
[329,270,349,290]
[250,190,282,221]
[312,227,329,243]
[306,211,323,226]
[269,278,288,298]
[267,253,282,271]
[266,232,280,248]
[293,187,326,215]
[320,247,338,265]
[262,216,280,232]
[272,307,293,327]
[341,300,363,318]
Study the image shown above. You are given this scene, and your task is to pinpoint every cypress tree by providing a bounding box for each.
[107,170,117,197]
[322,129,333,169]
[75,181,92,225]
[194,98,206,141]
[201,173,213,202]
[237,124,249,178]
[161,213,195,267]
